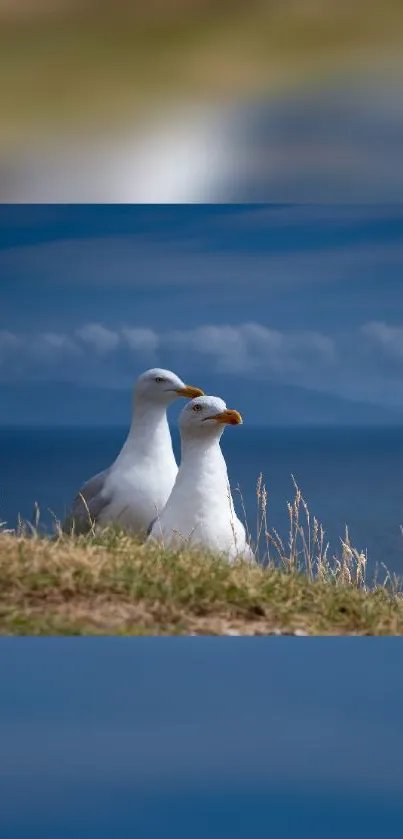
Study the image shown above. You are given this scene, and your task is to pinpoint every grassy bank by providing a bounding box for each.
[0,534,402,636]
[0,482,402,635]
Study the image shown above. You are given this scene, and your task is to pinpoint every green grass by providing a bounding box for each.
[1,0,402,154]
[1,479,402,636]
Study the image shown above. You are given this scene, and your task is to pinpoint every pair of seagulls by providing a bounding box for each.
[64,368,254,562]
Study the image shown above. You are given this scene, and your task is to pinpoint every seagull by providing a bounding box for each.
[63,368,203,535]
[147,395,254,563]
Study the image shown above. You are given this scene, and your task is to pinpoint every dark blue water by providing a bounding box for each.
[1,640,403,837]
[1,425,403,574]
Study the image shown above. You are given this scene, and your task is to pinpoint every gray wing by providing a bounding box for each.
[62,468,112,534]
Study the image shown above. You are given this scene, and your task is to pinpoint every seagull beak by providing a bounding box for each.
[176,385,204,398]
[209,409,243,425]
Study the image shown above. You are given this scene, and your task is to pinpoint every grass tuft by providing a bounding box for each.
[1,479,402,635]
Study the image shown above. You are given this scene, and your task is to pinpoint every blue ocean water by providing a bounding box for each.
[1,425,403,574]
[1,640,403,837]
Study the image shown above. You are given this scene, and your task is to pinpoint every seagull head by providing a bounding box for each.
[179,395,242,440]
[134,368,204,407]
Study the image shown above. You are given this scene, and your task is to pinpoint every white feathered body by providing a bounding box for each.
[97,409,178,533]
[149,439,253,562]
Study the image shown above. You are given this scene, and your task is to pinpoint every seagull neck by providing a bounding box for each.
[123,398,171,454]
[177,434,232,511]
[180,434,225,474]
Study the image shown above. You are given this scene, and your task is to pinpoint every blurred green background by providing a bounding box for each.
[1,0,402,154]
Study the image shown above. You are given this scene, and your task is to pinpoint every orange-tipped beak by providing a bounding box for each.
[209,409,243,425]
[176,385,204,399]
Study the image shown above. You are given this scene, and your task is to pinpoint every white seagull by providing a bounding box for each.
[147,395,254,563]
[63,368,203,535]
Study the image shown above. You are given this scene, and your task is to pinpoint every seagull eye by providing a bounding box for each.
[192,404,203,412]
[155,377,164,383]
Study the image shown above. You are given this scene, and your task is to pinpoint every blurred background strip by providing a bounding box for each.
[0,0,402,201]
